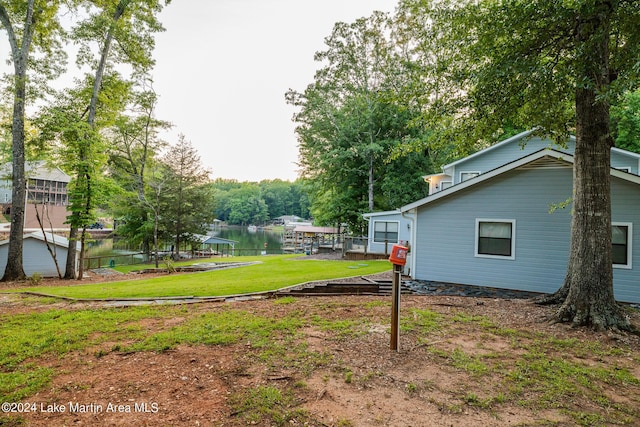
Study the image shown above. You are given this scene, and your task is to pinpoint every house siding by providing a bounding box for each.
[448,137,575,185]
[414,165,640,303]
[611,177,640,302]
[611,150,639,174]
[365,211,412,254]
[416,166,572,295]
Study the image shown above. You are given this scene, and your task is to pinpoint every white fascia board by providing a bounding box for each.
[611,167,640,184]
[362,209,401,219]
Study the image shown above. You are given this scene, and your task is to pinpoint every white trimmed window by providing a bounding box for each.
[460,171,481,182]
[373,221,399,244]
[440,181,452,190]
[475,219,516,259]
[612,222,632,269]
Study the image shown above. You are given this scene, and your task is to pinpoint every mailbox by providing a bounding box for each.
[389,244,408,266]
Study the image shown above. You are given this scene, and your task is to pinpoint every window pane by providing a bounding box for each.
[373,221,398,243]
[477,221,513,257]
[612,225,629,265]
[479,237,512,256]
[612,225,628,245]
[374,222,387,232]
[479,222,512,239]
[612,244,627,265]
[386,232,399,242]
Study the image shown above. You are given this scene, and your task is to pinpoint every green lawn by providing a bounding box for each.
[6,254,390,299]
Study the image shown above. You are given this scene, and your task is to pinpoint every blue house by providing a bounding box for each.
[372,130,640,303]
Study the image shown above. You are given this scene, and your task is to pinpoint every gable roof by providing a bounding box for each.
[0,161,71,183]
[203,236,238,245]
[401,148,640,212]
[0,231,79,249]
[441,130,640,172]
[441,130,576,171]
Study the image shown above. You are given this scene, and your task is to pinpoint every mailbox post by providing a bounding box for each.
[389,244,407,351]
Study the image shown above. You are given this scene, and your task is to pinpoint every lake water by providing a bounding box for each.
[86,226,285,258]
[212,227,284,255]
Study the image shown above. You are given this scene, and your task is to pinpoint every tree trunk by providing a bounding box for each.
[544,3,631,331]
[64,227,78,279]
[368,153,374,212]
[3,78,27,281]
[0,1,40,281]
[551,87,630,330]
[64,0,129,279]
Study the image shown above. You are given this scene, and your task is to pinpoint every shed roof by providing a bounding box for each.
[0,231,80,249]
[203,236,238,245]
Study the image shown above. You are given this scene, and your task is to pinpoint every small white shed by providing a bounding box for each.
[0,231,80,277]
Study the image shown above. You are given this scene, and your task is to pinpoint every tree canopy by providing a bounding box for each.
[287,11,433,232]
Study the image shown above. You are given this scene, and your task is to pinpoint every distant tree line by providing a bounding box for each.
[210,179,310,226]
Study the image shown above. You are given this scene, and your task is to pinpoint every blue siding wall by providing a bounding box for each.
[611,177,640,302]
[450,137,575,185]
[366,212,411,254]
[414,166,640,303]
[611,150,639,174]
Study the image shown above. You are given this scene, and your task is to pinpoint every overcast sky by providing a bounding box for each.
[152,0,399,182]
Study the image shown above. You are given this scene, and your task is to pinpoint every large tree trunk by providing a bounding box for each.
[0,1,37,281]
[63,227,78,279]
[3,75,28,281]
[552,86,629,330]
[541,2,631,331]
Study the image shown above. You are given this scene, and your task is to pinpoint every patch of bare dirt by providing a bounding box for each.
[2,272,640,426]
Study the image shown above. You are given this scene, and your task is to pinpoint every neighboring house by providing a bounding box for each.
[274,215,306,225]
[0,231,80,277]
[0,161,71,229]
[393,130,640,303]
